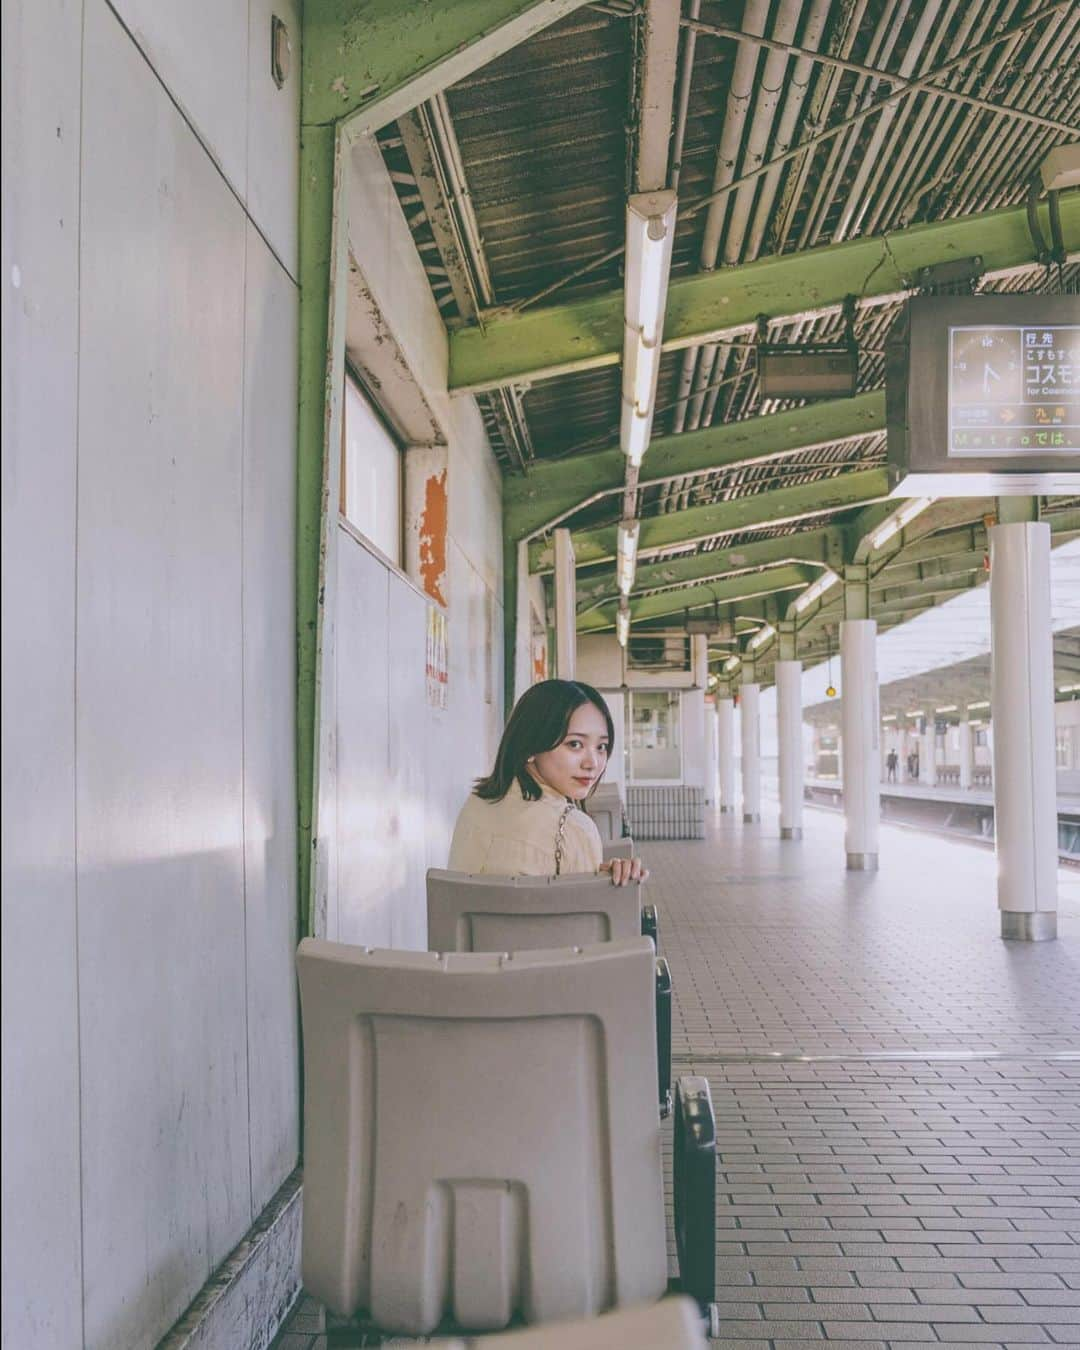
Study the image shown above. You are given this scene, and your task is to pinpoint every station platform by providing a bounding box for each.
[806,778,1080,818]
[276,806,1080,1348]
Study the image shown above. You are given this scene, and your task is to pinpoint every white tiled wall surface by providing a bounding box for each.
[2,2,300,1346]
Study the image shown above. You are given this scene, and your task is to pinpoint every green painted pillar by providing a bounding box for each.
[297,121,347,936]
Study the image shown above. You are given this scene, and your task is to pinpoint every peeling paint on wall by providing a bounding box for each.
[419,468,448,606]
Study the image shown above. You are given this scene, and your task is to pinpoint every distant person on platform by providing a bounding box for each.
[886,749,898,782]
[449,679,647,885]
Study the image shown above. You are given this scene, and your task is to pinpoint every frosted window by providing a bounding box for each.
[343,377,402,566]
[629,691,682,782]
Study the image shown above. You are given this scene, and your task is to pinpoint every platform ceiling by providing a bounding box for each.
[368,0,1080,681]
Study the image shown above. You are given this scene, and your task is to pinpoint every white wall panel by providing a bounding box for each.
[448,396,503,595]
[387,579,428,950]
[242,223,300,1212]
[335,533,393,948]
[109,0,249,198]
[0,1,84,1344]
[247,0,300,275]
[77,5,249,1346]
[348,135,451,430]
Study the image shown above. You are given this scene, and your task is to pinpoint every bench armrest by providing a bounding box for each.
[655,957,672,1117]
[673,1075,716,1310]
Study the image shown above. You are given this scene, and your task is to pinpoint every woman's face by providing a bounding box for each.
[529,703,610,801]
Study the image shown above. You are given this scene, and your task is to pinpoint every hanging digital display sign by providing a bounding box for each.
[886,294,1080,496]
[947,324,1078,455]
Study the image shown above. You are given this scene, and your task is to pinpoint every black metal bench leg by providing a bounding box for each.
[673,1075,719,1337]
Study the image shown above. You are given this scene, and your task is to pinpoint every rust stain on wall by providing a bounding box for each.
[419,469,448,606]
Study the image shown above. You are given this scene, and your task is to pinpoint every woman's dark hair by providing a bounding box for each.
[474,679,616,802]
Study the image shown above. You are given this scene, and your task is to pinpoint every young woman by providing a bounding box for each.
[449,679,646,885]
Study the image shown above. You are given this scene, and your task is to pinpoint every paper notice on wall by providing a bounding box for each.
[426,604,448,709]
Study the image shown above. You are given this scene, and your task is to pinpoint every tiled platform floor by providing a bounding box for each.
[276,803,1080,1347]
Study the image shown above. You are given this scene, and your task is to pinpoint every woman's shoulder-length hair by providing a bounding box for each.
[473,678,615,802]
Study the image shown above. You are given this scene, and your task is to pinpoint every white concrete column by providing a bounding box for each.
[990,520,1058,940]
[958,719,973,791]
[922,727,938,787]
[740,682,761,823]
[840,619,880,870]
[717,697,736,813]
[553,526,576,679]
[704,698,719,804]
[898,726,909,782]
[776,660,804,840]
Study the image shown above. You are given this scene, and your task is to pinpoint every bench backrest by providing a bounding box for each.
[584,785,624,841]
[297,938,666,1335]
[426,870,642,952]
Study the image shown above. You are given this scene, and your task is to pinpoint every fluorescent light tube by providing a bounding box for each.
[723,655,740,672]
[793,569,840,613]
[616,601,630,648]
[748,622,775,651]
[616,520,640,597]
[621,408,651,466]
[620,190,677,463]
[871,497,932,551]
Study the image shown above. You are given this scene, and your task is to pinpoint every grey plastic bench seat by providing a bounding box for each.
[426,869,644,952]
[461,1294,706,1347]
[297,938,669,1335]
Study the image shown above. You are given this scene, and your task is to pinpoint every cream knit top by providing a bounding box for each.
[448,779,603,877]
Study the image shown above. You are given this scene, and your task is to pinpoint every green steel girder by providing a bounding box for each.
[530,467,890,571]
[849,497,986,565]
[579,565,815,632]
[505,392,886,541]
[874,572,983,613]
[873,550,987,592]
[576,526,843,607]
[303,0,591,131]
[450,195,1080,391]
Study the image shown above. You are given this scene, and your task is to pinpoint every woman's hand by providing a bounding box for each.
[600,856,649,886]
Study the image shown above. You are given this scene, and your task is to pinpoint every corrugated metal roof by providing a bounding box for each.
[375,0,1078,617]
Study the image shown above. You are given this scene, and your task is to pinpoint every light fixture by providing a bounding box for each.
[870,497,933,551]
[620,190,677,466]
[616,599,630,648]
[935,704,958,713]
[1040,142,1080,191]
[748,622,775,651]
[1057,682,1080,694]
[756,295,859,400]
[723,655,740,673]
[793,569,840,613]
[882,714,897,722]
[967,700,990,711]
[907,709,925,718]
[616,519,640,597]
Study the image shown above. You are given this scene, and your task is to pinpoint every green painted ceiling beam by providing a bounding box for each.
[505,392,886,541]
[450,194,1079,391]
[531,466,890,571]
[874,571,983,613]
[873,549,987,591]
[577,525,843,607]
[303,0,590,131]
[579,565,814,632]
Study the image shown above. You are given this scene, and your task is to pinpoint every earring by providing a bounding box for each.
[527,756,536,763]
